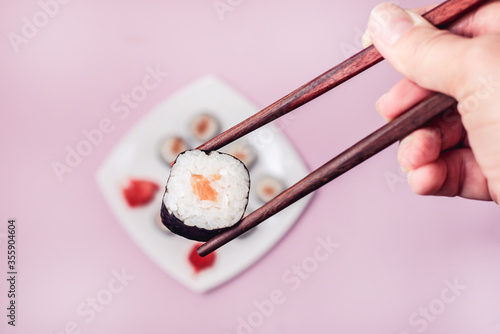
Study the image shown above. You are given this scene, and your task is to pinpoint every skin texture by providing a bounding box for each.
[364,1,500,204]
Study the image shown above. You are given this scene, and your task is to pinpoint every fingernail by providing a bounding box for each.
[407,170,414,187]
[399,135,413,149]
[375,95,390,122]
[368,3,415,45]
[398,135,413,170]
[375,94,385,114]
[361,29,372,48]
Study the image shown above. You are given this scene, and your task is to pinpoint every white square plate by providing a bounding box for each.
[96,76,312,293]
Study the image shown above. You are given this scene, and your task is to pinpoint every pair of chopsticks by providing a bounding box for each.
[197,0,487,257]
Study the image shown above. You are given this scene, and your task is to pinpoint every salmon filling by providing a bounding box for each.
[171,137,184,155]
[262,186,276,197]
[191,174,221,201]
[196,117,209,135]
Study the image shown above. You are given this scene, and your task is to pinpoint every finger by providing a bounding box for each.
[376,78,433,121]
[408,148,492,201]
[373,1,500,120]
[447,1,500,37]
[398,130,440,172]
[367,2,474,100]
[362,2,500,48]
[431,108,467,149]
[362,5,435,47]
[411,5,437,14]
[398,108,465,171]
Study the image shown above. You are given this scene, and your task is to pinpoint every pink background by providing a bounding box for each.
[1,0,499,333]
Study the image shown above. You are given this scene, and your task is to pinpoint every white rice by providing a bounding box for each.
[164,150,250,230]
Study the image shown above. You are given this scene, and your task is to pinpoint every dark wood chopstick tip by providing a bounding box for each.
[197,242,214,257]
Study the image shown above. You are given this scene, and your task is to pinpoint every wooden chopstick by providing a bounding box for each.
[198,93,457,256]
[196,0,486,256]
[197,0,486,152]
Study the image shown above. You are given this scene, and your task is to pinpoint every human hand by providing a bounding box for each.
[365,1,500,204]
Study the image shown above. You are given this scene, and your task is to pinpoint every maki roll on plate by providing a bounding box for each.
[221,140,257,170]
[159,136,190,165]
[255,175,285,203]
[190,113,221,142]
[161,150,250,241]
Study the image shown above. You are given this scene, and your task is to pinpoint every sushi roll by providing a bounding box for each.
[255,176,285,203]
[161,150,250,241]
[159,136,190,165]
[190,113,220,142]
[221,140,257,170]
[155,211,174,236]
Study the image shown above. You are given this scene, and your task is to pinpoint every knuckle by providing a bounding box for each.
[399,29,451,82]
[416,135,437,157]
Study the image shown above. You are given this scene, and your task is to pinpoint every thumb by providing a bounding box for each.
[367,2,472,100]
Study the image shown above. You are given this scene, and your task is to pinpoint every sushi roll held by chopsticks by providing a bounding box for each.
[161,150,250,241]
